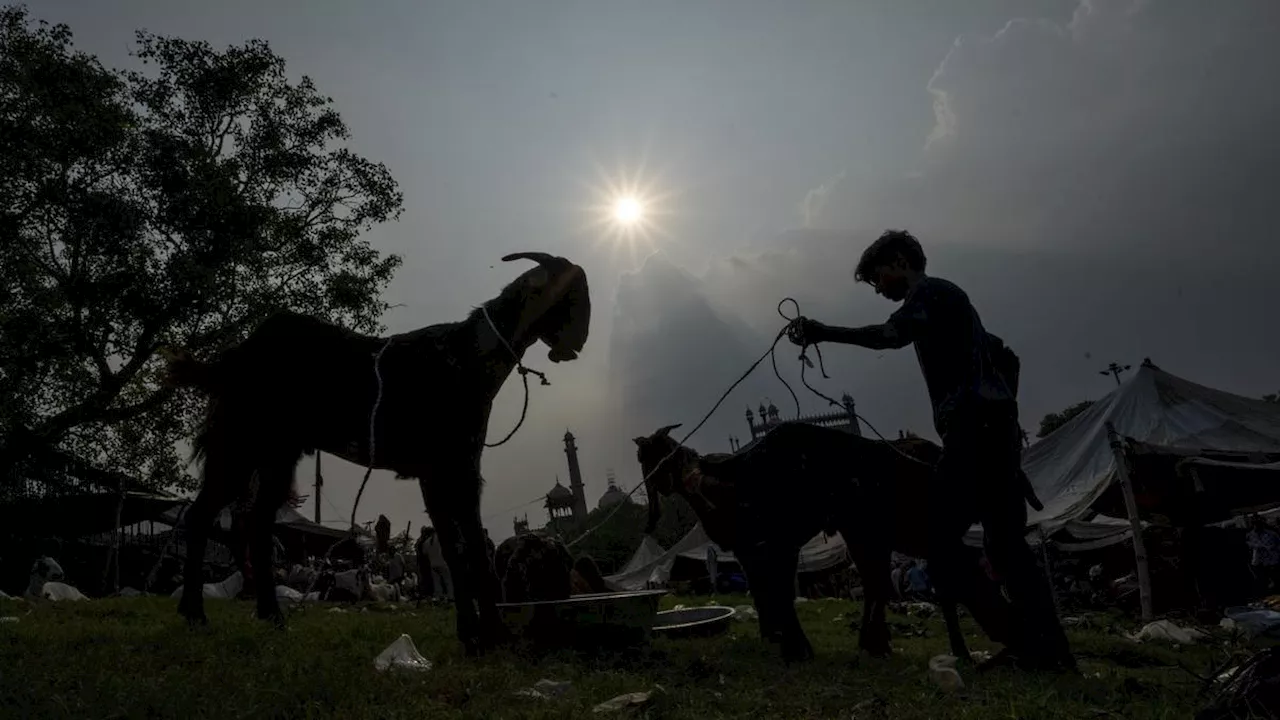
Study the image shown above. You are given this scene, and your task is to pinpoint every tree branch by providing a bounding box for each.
[97,386,175,425]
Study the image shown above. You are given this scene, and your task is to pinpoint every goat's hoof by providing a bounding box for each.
[259,611,287,630]
[482,623,513,648]
[859,642,892,659]
[781,641,815,663]
[182,611,209,627]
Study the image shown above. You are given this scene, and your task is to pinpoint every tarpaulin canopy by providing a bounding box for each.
[158,503,352,542]
[0,491,183,538]
[967,361,1280,549]
[604,523,851,591]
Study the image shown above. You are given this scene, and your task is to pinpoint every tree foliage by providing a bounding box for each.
[1036,400,1095,439]
[1264,392,1278,405]
[0,5,403,493]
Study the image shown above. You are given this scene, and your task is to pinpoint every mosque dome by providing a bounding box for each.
[546,479,574,506]
[596,470,630,510]
[597,483,629,509]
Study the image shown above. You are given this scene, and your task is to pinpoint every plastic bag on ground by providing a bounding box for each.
[39,582,88,602]
[373,633,432,672]
[929,654,965,691]
[592,686,663,713]
[1128,619,1208,644]
[170,571,244,601]
[733,604,758,621]
[514,679,572,700]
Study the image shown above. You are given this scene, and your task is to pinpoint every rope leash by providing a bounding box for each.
[349,338,394,529]
[482,303,549,447]
[778,299,930,467]
[566,309,804,547]
[348,304,547,527]
[566,297,932,547]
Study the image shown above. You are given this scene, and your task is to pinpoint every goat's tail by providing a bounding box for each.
[160,346,221,395]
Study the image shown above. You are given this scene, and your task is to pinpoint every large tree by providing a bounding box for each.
[0,6,403,494]
[1265,392,1278,405]
[1036,400,1094,439]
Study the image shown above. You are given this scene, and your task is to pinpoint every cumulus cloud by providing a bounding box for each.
[800,171,845,229]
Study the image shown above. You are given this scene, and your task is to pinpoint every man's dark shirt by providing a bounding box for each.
[885,275,1014,436]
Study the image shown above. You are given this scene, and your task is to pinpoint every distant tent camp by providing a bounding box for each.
[970,359,1280,550]
[158,502,353,562]
[604,523,850,591]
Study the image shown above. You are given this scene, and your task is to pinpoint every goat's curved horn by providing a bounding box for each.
[501,252,559,267]
[654,423,683,439]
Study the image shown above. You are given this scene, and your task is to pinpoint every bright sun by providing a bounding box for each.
[613,196,644,225]
[577,157,677,267]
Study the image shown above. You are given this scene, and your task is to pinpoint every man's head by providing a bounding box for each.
[854,229,927,302]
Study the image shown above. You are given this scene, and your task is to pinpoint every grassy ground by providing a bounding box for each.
[0,594,1230,719]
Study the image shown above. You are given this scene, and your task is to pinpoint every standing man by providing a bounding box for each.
[787,229,1073,672]
[1246,515,1280,594]
[414,526,435,602]
[425,526,453,601]
[705,544,720,593]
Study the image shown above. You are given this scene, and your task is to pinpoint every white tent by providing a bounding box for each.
[968,360,1280,549]
[604,524,851,591]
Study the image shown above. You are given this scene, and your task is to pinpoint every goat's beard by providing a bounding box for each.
[547,346,578,362]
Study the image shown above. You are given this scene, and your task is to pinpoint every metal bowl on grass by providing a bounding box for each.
[652,606,736,639]
[497,589,669,649]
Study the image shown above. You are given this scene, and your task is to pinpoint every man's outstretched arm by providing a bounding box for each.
[817,323,911,350]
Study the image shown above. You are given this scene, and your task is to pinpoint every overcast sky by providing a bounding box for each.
[37,0,1280,540]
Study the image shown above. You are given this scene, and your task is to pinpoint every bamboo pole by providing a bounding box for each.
[1105,421,1153,622]
[314,452,323,524]
[1038,526,1059,610]
[105,477,126,594]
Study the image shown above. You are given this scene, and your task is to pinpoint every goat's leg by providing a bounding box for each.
[250,461,296,627]
[737,547,780,643]
[442,520,482,654]
[420,479,484,656]
[178,489,217,625]
[941,599,969,659]
[842,531,892,658]
[765,545,812,663]
[178,453,247,626]
[457,480,508,649]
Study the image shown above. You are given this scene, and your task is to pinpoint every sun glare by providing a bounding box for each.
[613,196,644,225]
[577,157,677,267]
